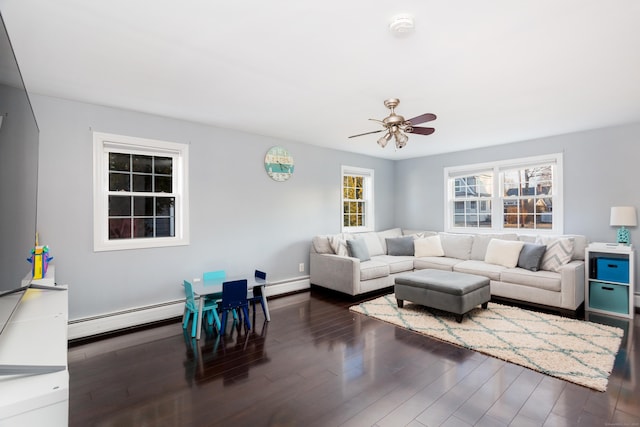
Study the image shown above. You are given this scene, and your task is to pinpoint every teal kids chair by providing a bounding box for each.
[203,269,226,284]
[183,280,221,337]
[203,269,226,302]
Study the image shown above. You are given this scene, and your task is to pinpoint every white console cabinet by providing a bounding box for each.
[0,267,68,426]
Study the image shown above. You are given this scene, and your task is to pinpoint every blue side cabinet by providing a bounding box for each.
[585,244,635,319]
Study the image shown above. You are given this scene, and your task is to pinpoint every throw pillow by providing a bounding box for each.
[470,233,518,261]
[346,239,370,261]
[539,237,574,272]
[329,235,349,257]
[414,235,445,257]
[376,228,403,254]
[484,239,525,268]
[386,236,415,256]
[517,243,547,271]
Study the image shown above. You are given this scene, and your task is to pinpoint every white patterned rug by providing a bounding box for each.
[350,294,624,392]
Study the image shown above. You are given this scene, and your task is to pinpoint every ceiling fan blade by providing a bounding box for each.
[406,113,437,125]
[407,126,435,136]
[348,129,386,138]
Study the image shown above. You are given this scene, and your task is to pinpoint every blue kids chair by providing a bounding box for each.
[219,279,251,333]
[248,270,268,319]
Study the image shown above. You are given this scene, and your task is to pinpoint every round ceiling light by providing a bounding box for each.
[389,13,415,35]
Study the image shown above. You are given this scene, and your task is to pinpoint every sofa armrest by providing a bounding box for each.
[310,252,360,296]
[558,260,585,310]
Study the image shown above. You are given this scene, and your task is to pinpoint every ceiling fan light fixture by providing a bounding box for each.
[394,131,409,149]
[377,132,392,148]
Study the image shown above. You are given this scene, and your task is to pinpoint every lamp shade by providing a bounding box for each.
[610,206,637,227]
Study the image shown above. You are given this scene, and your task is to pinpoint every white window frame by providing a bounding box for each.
[93,132,190,251]
[341,166,375,233]
[444,153,563,234]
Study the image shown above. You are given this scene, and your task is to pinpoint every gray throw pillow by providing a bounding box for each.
[517,243,547,271]
[386,236,414,256]
[346,239,370,261]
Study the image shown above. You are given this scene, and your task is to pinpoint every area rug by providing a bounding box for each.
[350,294,624,391]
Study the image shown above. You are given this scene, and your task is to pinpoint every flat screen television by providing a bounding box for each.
[0,11,40,336]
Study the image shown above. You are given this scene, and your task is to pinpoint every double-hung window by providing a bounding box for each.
[342,166,374,232]
[445,153,562,234]
[93,132,190,251]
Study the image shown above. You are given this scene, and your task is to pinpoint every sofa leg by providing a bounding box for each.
[482,302,488,309]
[456,314,463,323]
[397,299,404,308]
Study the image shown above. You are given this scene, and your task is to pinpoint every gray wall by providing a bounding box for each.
[32,95,396,320]
[395,122,640,298]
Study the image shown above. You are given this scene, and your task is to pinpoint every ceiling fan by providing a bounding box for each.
[348,98,436,149]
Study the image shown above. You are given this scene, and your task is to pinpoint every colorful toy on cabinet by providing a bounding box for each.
[27,234,53,279]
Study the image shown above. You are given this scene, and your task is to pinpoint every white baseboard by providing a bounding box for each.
[263,277,310,297]
[68,277,310,340]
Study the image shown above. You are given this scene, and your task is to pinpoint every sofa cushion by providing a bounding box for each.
[403,229,438,239]
[372,255,415,273]
[377,228,403,253]
[414,257,462,271]
[346,239,370,261]
[470,233,518,260]
[329,235,349,256]
[360,260,390,280]
[484,239,524,268]
[439,233,474,260]
[414,235,445,257]
[538,237,575,272]
[312,235,334,254]
[518,235,537,243]
[386,236,415,256]
[565,234,588,260]
[500,268,562,292]
[517,243,547,271]
[358,232,385,256]
[453,260,507,281]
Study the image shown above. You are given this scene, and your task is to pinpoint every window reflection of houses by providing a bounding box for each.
[453,176,492,227]
[503,185,553,229]
[454,174,554,229]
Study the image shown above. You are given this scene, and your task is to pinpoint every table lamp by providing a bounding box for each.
[610,206,637,244]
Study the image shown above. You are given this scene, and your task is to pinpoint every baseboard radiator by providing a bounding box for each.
[68,277,310,340]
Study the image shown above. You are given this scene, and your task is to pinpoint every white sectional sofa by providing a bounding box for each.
[310,228,587,315]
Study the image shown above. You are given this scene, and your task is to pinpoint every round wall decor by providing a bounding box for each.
[264,146,294,182]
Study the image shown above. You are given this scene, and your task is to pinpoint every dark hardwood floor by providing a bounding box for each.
[68,289,640,427]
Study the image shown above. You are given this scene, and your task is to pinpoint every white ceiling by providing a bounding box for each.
[1,0,639,159]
